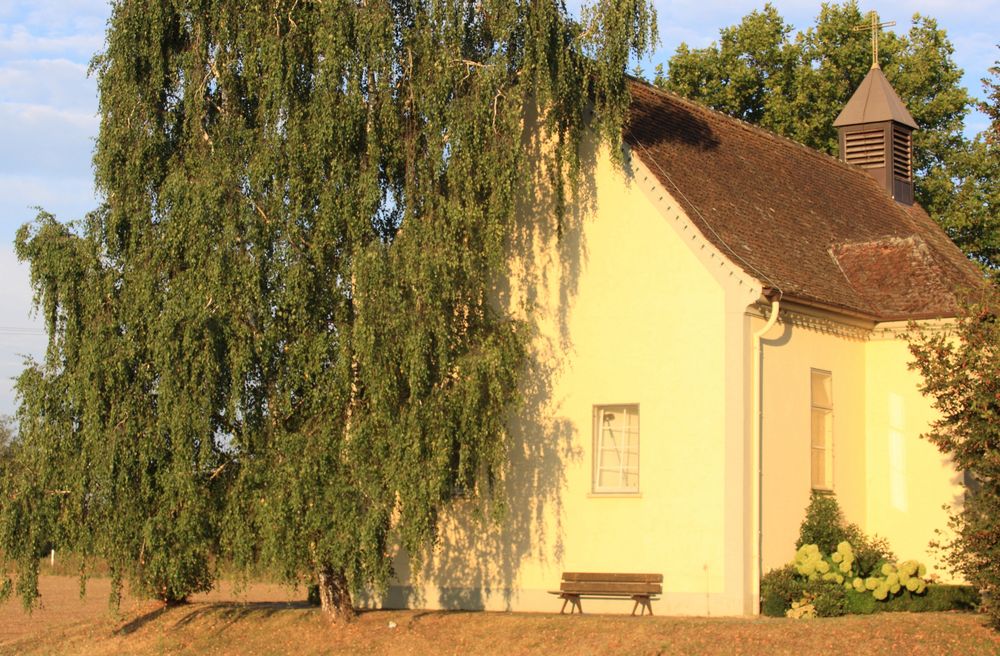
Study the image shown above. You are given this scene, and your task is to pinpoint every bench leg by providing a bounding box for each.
[631,595,653,616]
[560,594,582,614]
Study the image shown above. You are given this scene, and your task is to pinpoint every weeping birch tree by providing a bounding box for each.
[0,0,656,620]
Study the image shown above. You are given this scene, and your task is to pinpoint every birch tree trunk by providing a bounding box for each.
[316,565,355,622]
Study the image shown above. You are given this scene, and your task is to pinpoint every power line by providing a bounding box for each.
[0,326,46,337]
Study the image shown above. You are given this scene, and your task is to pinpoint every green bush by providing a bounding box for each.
[844,588,878,614]
[779,493,977,619]
[796,492,849,554]
[761,565,805,617]
[762,565,853,618]
[849,533,894,578]
[796,491,893,578]
[810,581,847,617]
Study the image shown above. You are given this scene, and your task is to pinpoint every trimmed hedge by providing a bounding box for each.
[844,584,980,615]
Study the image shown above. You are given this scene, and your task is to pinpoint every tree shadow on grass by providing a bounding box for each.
[115,599,314,636]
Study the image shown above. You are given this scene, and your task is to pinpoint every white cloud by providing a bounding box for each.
[0,101,98,179]
[0,0,108,61]
[0,58,96,111]
[0,24,103,60]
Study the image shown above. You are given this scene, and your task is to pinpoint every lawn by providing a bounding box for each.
[1,576,998,655]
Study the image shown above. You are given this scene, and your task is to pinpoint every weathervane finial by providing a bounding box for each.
[853,10,895,69]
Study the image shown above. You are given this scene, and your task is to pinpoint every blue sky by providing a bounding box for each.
[0,0,998,418]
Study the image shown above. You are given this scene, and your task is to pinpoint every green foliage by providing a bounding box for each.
[909,293,1000,628]
[797,491,851,554]
[0,0,657,616]
[851,534,894,579]
[762,564,847,617]
[653,2,994,268]
[784,542,927,617]
[796,491,893,578]
[846,584,980,614]
[795,541,927,604]
[0,416,13,479]
[762,565,806,617]
[934,49,1000,280]
[810,582,848,618]
[844,588,878,614]
[789,493,930,612]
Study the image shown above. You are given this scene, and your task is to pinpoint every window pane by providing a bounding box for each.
[811,409,828,448]
[594,404,639,493]
[811,448,826,488]
[811,370,832,408]
[810,388,833,489]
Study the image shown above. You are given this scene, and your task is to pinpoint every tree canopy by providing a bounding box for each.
[936,50,1000,279]
[0,0,656,620]
[652,2,998,275]
[909,291,1000,627]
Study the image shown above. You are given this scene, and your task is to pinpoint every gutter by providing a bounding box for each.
[750,288,781,615]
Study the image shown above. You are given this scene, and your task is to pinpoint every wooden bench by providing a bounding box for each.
[549,572,663,616]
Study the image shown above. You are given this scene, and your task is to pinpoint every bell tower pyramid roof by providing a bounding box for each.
[834,66,917,129]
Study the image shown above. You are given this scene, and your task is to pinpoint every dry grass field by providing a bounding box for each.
[2,576,999,655]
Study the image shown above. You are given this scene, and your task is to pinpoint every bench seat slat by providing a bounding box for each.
[562,572,662,584]
[560,581,662,595]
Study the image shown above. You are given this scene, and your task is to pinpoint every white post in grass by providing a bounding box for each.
[50,548,55,568]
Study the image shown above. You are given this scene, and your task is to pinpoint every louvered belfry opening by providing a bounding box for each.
[833,66,917,205]
[890,123,914,204]
[892,125,911,180]
[844,127,886,170]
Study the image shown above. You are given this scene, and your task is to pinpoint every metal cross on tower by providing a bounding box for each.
[854,10,895,69]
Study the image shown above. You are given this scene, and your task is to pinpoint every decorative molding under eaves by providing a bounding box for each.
[748,301,871,341]
[781,307,871,341]
[869,318,956,341]
[749,302,956,342]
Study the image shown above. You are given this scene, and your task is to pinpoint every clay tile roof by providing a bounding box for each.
[833,66,918,129]
[831,237,957,318]
[625,79,985,321]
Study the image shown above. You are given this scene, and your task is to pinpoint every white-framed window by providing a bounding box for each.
[811,370,833,490]
[593,404,639,494]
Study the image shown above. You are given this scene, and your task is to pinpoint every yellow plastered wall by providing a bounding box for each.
[865,329,961,580]
[379,141,760,615]
[756,313,868,573]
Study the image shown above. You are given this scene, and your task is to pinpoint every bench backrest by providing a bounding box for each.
[560,572,662,595]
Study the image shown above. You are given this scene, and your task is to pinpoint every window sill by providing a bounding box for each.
[587,492,642,499]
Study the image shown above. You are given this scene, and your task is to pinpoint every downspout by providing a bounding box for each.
[750,289,781,615]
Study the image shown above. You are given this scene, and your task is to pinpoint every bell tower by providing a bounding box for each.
[833,12,917,205]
